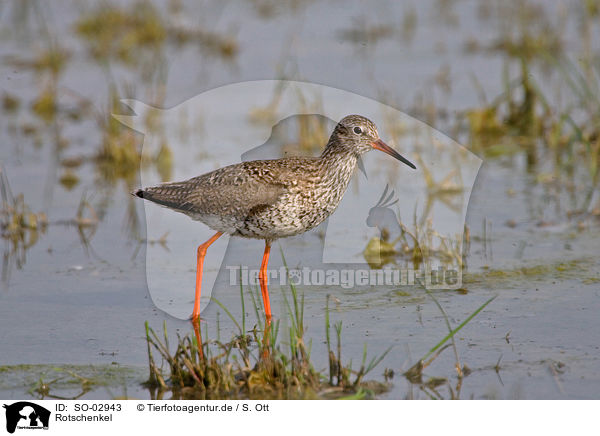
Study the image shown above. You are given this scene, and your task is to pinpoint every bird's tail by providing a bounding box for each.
[132,183,197,214]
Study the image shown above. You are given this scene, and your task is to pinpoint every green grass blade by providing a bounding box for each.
[212,297,242,334]
[421,295,497,362]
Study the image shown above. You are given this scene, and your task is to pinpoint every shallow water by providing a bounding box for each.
[1,0,599,399]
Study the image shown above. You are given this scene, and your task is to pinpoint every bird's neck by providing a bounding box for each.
[319,140,360,188]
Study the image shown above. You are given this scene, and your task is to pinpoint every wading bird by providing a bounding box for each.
[134,114,416,323]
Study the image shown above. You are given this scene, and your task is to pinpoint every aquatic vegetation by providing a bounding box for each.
[0,193,47,239]
[3,38,71,125]
[324,295,391,393]
[75,2,237,64]
[401,6,417,44]
[0,364,140,400]
[0,169,102,283]
[31,87,59,123]
[464,258,597,289]
[460,1,599,195]
[75,2,167,64]
[58,170,80,191]
[248,0,315,19]
[363,185,463,270]
[95,128,141,186]
[170,26,238,59]
[458,23,600,224]
[155,141,174,182]
[405,293,496,383]
[338,17,395,48]
[94,88,173,187]
[458,0,599,208]
[145,282,390,399]
[3,0,599,402]
[0,169,47,276]
[144,268,497,400]
[4,41,70,78]
[95,130,141,185]
[2,93,20,113]
[463,61,542,154]
[31,44,71,78]
[293,112,330,154]
[249,94,330,155]
[464,0,564,62]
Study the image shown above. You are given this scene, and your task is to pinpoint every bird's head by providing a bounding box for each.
[330,114,416,169]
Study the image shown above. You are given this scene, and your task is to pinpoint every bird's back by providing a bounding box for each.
[135,156,326,237]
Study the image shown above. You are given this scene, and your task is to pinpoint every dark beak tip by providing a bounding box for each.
[372,139,416,170]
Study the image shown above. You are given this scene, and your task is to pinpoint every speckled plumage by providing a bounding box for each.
[135,115,414,243]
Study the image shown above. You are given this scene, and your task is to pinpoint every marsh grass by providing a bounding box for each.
[363,201,463,271]
[144,262,497,400]
[324,295,391,392]
[93,87,172,193]
[0,168,47,276]
[144,278,391,399]
[401,291,496,400]
[338,17,395,48]
[463,54,600,169]
[405,293,496,379]
[0,364,139,400]
[75,2,237,65]
[2,93,20,113]
[460,0,598,184]
[93,88,143,185]
[460,52,600,224]
[0,167,101,279]
[76,2,168,64]
[464,60,544,155]
[0,287,495,400]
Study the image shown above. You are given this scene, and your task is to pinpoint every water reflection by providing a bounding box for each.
[0,169,47,284]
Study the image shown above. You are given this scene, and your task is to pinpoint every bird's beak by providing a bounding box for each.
[371,139,416,169]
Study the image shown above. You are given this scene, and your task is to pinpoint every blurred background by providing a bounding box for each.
[1,0,599,399]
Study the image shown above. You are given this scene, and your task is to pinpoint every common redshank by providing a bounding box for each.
[134,114,416,322]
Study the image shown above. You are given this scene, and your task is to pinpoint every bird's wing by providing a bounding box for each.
[136,157,319,220]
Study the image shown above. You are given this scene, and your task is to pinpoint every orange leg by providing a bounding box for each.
[191,231,223,321]
[258,241,272,320]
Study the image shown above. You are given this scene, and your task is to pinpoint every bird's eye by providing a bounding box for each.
[353,126,363,135]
